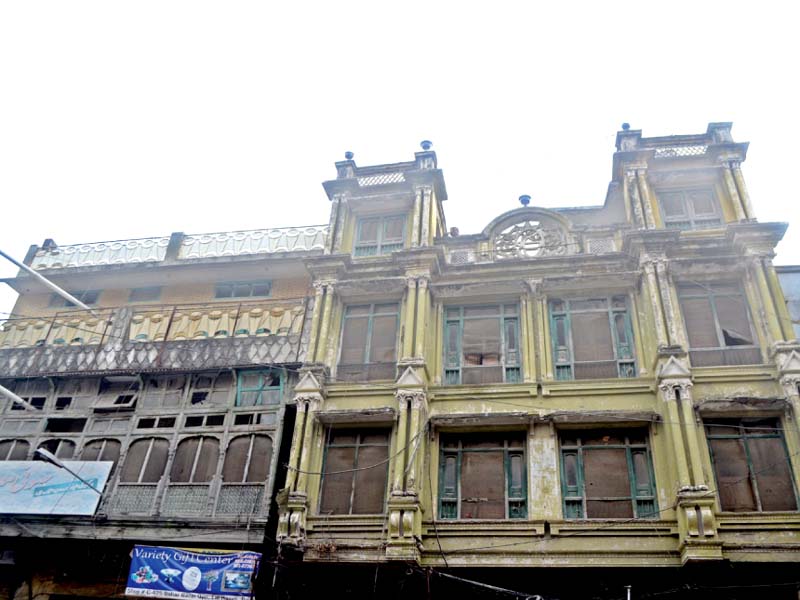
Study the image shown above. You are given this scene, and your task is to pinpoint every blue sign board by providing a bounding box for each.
[126,545,261,600]
[0,461,112,515]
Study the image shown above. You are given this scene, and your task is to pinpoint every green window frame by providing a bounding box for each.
[549,296,636,380]
[354,215,406,257]
[439,433,527,520]
[677,282,761,367]
[443,304,521,385]
[214,280,272,299]
[705,418,798,512]
[236,369,283,407]
[657,188,721,230]
[338,303,399,382]
[560,429,657,519]
[319,429,390,515]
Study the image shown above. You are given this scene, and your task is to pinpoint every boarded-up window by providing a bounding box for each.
[678,283,760,367]
[120,437,169,483]
[706,418,797,512]
[222,434,273,483]
[354,215,406,256]
[560,429,656,519]
[0,439,29,460]
[81,439,122,470]
[549,297,636,380]
[319,429,389,515]
[37,439,76,460]
[657,188,721,230]
[444,305,521,385]
[171,437,220,483]
[439,433,527,519]
[338,304,399,382]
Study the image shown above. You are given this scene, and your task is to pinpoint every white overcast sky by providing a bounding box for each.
[1,1,798,317]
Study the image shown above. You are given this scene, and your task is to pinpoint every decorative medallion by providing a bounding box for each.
[494,220,567,259]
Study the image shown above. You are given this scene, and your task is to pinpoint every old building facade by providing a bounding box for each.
[2,123,800,599]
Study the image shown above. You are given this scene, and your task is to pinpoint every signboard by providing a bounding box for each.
[0,461,112,515]
[126,546,261,600]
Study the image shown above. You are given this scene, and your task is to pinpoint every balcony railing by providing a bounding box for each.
[0,309,114,349]
[30,237,170,269]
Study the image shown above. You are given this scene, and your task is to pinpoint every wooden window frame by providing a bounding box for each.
[443,304,521,385]
[37,438,76,460]
[337,303,400,382]
[677,282,761,367]
[170,436,220,483]
[120,437,169,483]
[559,429,657,519]
[657,188,722,230]
[705,418,798,512]
[0,439,30,460]
[353,215,406,257]
[222,434,273,483]
[549,296,637,381]
[235,369,283,407]
[438,433,527,520]
[319,428,390,515]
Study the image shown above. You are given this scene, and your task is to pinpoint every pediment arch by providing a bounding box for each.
[482,207,575,259]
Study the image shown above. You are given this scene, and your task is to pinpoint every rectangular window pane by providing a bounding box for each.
[572,312,614,362]
[340,317,369,364]
[358,220,379,243]
[460,451,506,519]
[383,216,405,241]
[369,315,397,363]
[715,295,752,346]
[660,192,686,217]
[352,444,389,514]
[749,437,797,511]
[709,438,757,511]
[319,446,355,514]
[688,190,716,216]
[681,297,719,348]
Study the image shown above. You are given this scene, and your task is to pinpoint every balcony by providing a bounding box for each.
[0,299,311,377]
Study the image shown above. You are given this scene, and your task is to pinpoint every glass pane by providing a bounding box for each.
[689,190,716,216]
[340,317,369,364]
[320,447,355,514]
[749,437,797,511]
[222,436,250,482]
[445,322,460,368]
[555,317,567,348]
[660,192,686,218]
[583,448,630,498]
[572,312,614,362]
[442,455,457,496]
[460,451,505,519]
[681,297,719,348]
[55,440,75,459]
[383,216,405,241]
[586,499,633,518]
[715,296,752,346]
[504,319,518,352]
[632,451,651,491]
[171,438,199,483]
[709,438,757,511]
[358,220,379,244]
[563,453,579,488]
[614,314,628,346]
[361,431,389,445]
[328,431,357,446]
[120,440,148,482]
[346,305,371,317]
[246,435,272,482]
[215,284,233,298]
[193,438,219,482]
[352,445,389,514]
[81,441,102,461]
[374,303,399,314]
[369,315,397,363]
[509,453,524,496]
[462,318,501,367]
[139,439,166,482]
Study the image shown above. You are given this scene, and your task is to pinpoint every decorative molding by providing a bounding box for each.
[494,220,568,259]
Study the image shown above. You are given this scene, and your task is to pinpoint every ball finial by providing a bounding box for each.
[344,151,354,160]
[420,140,433,151]
[621,123,630,131]
[519,195,531,207]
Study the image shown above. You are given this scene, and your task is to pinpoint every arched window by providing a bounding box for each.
[0,439,29,460]
[222,435,272,483]
[81,439,122,470]
[120,437,169,483]
[171,437,219,483]
[38,439,75,459]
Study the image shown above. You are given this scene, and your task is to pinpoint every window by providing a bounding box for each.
[439,433,527,519]
[188,372,233,406]
[80,439,122,470]
[7,379,48,411]
[222,434,272,483]
[120,437,169,483]
[184,414,224,428]
[49,290,100,308]
[128,287,162,303]
[10,397,45,411]
[54,379,97,410]
[136,416,176,430]
[706,418,797,512]
[354,215,405,257]
[658,188,721,230]
[37,439,76,460]
[560,429,657,519]
[319,429,389,515]
[0,439,29,460]
[95,378,140,412]
[45,418,87,433]
[236,370,282,406]
[549,296,636,380]
[170,436,219,483]
[214,281,272,299]
[678,282,761,367]
[140,375,186,408]
[338,303,399,382]
[444,305,520,384]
